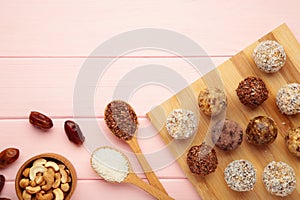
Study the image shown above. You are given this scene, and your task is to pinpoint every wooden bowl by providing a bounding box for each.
[15,153,77,200]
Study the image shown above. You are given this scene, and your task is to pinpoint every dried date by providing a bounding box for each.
[0,198,11,200]
[29,111,53,130]
[64,120,85,145]
[0,148,20,169]
[0,175,4,193]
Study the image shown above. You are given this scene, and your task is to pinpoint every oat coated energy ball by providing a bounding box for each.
[165,109,198,139]
[246,116,277,146]
[263,161,296,197]
[187,143,218,176]
[285,127,300,158]
[236,76,269,108]
[224,160,256,192]
[276,83,300,115]
[198,87,227,116]
[253,40,286,73]
[211,119,243,151]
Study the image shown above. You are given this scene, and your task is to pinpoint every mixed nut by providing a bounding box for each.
[19,158,72,200]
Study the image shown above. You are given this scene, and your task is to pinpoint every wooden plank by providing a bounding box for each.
[147,24,300,199]
[0,57,226,118]
[0,1,300,56]
[0,179,199,200]
[0,119,186,180]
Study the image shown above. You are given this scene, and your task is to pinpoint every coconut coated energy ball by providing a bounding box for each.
[276,83,300,115]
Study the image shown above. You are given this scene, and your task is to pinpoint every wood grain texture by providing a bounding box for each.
[0,1,300,56]
[147,24,300,199]
[0,57,226,118]
[1,179,199,200]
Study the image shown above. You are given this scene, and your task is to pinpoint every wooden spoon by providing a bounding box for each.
[91,147,173,200]
[104,100,168,194]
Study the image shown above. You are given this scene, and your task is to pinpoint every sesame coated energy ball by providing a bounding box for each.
[246,116,277,146]
[224,160,256,192]
[276,83,300,115]
[236,76,269,108]
[198,87,227,116]
[285,127,300,157]
[165,109,198,139]
[263,161,296,197]
[187,143,218,176]
[253,40,286,73]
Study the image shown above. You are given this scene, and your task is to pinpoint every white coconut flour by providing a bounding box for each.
[91,147,129,183]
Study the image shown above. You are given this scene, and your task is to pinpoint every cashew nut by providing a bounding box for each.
[26,186,41,194]
[41,169,55,191]
[53,188,64,200]
[29,165,46,181]
[35,173,44,185]
[22,168,31,178]
[61,183,70,192]
[19,178,30,189]
[32,158,47,167]
[52,172,61,189]
[36,191,53,200]
[45,161,59,172]
[22,190,32,200]
[59,168,68,184]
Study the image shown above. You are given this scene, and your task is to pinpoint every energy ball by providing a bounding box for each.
[253,40,286,73]
[198,87,227,116]
[187,143,218,176]
[276,83,300,115]
[224,160,256,192]
[285,127,300,157]
[236,76,269,108]
[211,119,243,151]
[263,161,296,197]
[246,116,277,146]
[165,109,198,139]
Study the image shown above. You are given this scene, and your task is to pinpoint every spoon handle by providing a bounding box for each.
[125,172,174,200]
[127,137,168,194]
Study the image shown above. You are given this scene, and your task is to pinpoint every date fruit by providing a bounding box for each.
[0,148,19,169]
[64,120,85,145]
[0,175,5,193]
[0,198,11,200]
[29,111,53,129]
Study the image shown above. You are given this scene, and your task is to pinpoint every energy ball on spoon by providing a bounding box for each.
[236,76,269,108]
[276,83,300,115]
[165,109,198,139]
[253,40,286,73]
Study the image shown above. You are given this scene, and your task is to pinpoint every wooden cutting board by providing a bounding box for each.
[147,24,300,199]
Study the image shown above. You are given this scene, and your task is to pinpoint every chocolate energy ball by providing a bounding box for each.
[165,109,198,139]
[253,40,286,73]
[236,76,269,108]
[198,87,227,116]
[246,116,278,146]
[263,161,296,197]
[224,160,256,192]
[211,119,243,151]
[285,127,300,157]
[187,143,218,176]
[276,83,300,115]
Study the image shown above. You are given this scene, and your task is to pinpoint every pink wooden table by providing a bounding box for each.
[1,1,300,199]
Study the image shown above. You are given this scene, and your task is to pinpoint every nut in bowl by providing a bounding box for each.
[15,153,77,200]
